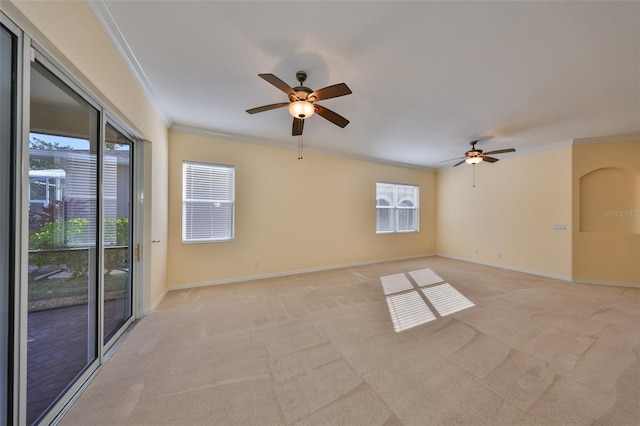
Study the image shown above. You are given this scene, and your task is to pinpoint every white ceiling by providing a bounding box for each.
[91,0,640,168]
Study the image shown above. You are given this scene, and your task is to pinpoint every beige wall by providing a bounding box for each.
[572,140,640,285]
[167,131,436,287]
[4,0,169,310]
[148,138,169,310]
[5,0,638,309]
[436,146,573,280]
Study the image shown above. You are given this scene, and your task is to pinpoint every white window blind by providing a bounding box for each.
[376,182,419,233]
[183,162,235,242]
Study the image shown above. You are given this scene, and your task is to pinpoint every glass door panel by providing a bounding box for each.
[104,124,132,343]
[27,61,99,425]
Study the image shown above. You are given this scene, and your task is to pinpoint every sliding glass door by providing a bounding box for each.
[27,61,99,425]
[1,13,141,424]
[1,21,17,425]
[103,124,133,344]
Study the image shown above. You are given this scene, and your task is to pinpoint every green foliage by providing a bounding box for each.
[29,217,129,278]
[29,136,73,151]
[104,217,129,245]
[104,218,130,274]
[104,247,129,275]
[29,218,90,275]
[29,217,89,250]
[29,135,73,171]
[60,250,89,279]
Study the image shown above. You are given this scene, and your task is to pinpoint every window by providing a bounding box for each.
[376,182,419,233]
[183,162,235,242]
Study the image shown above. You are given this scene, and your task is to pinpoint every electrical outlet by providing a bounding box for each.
[253,260,260,268]
[496,251,502,258]
[474,248,479,254]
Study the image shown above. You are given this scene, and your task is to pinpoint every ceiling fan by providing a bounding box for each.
[246,71,352,136]
[442,140,516,167]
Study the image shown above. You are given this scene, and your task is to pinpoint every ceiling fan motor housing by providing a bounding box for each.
[290,85,312,102]
[290,71,314,118]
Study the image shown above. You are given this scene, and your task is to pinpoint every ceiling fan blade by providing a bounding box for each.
[440,156,465,163]
[452,159,466,167]
[246,102,290,114]
[259,73,296,98]
[483,148,516,156]
[314,104,350,128]
[483,156,499,163]
[308,83,352,102]
[292,117,304,136]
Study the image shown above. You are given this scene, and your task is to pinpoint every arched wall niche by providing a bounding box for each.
[579,167,639,234]
[572,139,640,286]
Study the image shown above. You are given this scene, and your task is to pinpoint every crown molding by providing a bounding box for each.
[573,132,640,146]
[170,123,436,172]
[87,0,170,126]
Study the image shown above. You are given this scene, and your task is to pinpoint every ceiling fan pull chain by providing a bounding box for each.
[472,163,476,188]
[298,135,303,160]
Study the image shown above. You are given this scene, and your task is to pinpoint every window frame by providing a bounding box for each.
[182,161,235,243]
[376,182,420,234]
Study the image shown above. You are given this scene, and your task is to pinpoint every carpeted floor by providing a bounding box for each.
[61,256,639,425]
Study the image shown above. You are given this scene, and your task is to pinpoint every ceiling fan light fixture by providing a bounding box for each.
[465,156,483,165]
[288,100,315,119]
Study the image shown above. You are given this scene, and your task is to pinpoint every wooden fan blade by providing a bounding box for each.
[292,117,304,136]
[259,74,296,98]
[308,83,352,101]
[314,104,349,128]
[483,148,515,156]
[440,156,465,163]
[483,156,499,163]
[453,159,466,167]
[246,102,290,114]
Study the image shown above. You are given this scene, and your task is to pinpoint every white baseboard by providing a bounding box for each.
[144,287,168,316]
[167,253,436,292]
[438,254,640,288]
[436,254,573,282]
[574,278,640,288]
[147,253,638,314]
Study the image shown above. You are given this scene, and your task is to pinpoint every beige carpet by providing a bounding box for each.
[61,256,639,425]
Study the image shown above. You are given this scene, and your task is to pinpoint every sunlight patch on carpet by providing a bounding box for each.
[385,291,436,332]
[408,268,444,287]
[380,269,475,332]
[380,273,414,295]
[421,283,475,317]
